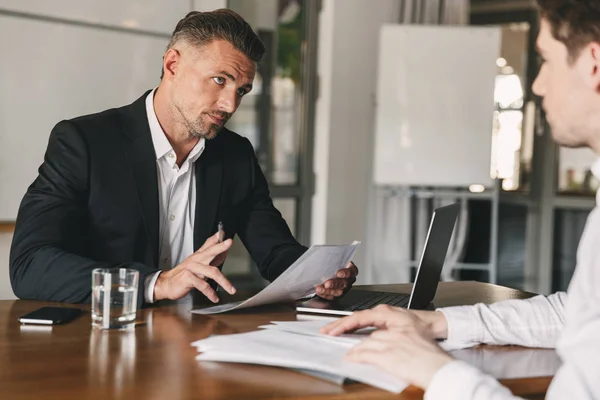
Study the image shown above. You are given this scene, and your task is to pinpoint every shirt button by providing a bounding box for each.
[169,214,175,221]
[168,153,175,158]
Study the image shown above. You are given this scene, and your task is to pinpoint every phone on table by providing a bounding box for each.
[19,307,83,325]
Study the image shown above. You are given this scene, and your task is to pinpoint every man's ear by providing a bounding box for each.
[580,42,600,92]
[162,48,181,80]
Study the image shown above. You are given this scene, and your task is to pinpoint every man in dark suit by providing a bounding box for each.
[9,9,358,307]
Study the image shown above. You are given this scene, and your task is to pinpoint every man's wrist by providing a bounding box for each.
[145,271,162,303]
[416,310,448,339]
[430,311,449,339]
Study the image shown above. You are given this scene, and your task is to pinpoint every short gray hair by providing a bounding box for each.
[161,9,265,78]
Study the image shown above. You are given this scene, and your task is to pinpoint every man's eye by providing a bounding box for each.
[237,88,247,97]
[213,77,225,85]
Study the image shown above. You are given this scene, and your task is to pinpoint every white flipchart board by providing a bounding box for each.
[373,25,501,187]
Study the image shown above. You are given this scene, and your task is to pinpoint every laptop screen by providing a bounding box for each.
[408,203,460,309]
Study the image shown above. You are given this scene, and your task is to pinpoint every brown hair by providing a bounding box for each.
[161,9,265,77]
[537,0,600,62]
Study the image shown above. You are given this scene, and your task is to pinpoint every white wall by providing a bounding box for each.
[0,233,15,300]
[228,0,277,30]
[311,0,401,280]
[194,0,227,12]
[0,0,189,34]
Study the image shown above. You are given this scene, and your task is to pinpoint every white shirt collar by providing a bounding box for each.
[591,158,600,181]
[145,88,205,164]
[590,158,600,206]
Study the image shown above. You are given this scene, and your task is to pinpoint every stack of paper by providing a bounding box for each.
[192,324,409,393]
[259,318,477,352]
[192,319,478,393]
[258,319,374,345]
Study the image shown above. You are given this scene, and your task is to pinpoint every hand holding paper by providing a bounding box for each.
[315,261,359,300]
[191,241,360,315]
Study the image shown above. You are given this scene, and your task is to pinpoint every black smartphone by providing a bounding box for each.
[19,307,83,325]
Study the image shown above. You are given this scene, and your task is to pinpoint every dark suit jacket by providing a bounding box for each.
[9,91,307,306]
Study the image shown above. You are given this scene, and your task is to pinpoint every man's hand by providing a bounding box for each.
[315,262,359,300]
[320,304,449,340]
[154,232,236,302]
[346,327,453,389]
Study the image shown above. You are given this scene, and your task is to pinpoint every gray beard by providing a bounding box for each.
[188,121,221,140]
[174,103,221,140]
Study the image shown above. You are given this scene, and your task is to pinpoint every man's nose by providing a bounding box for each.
[532,70,544,97]
[218,90,237,114]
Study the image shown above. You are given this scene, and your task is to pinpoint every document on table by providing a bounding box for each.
[192,320,479,393]
[191,241,360,315]
[259,319,478,351]
[192,328,408,393]
[259,319,373,345]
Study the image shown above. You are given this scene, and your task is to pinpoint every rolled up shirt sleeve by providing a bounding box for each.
[438,292,567,348]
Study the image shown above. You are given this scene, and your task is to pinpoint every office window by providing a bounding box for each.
[489,22,532,192]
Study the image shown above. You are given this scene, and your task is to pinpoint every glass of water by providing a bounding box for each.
[92,268,139,330]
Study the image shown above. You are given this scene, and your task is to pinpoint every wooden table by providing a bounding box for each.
[0,282,556,399]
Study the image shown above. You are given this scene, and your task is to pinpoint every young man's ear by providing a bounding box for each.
[579,42,600,91]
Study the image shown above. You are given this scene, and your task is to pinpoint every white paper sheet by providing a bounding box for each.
[191,242,360,315]
[260,319,477,351]
[259,320,373,345]
[191,321,480,393]
[192,329,408,393]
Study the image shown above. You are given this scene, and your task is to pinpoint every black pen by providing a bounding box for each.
[216,221,224,294]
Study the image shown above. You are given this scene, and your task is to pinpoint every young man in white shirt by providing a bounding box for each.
[322,1,600,398]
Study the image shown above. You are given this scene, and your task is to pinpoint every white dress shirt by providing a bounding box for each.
[143,89,205,303]
[425,159,600,400]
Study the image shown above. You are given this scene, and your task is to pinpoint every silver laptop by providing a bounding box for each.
[296,202,460,316]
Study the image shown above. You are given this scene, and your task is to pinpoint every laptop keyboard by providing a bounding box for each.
[344,292,410,312]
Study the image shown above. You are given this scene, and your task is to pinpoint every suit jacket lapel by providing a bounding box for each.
[194,139,223,250]
[121,91,159,267]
